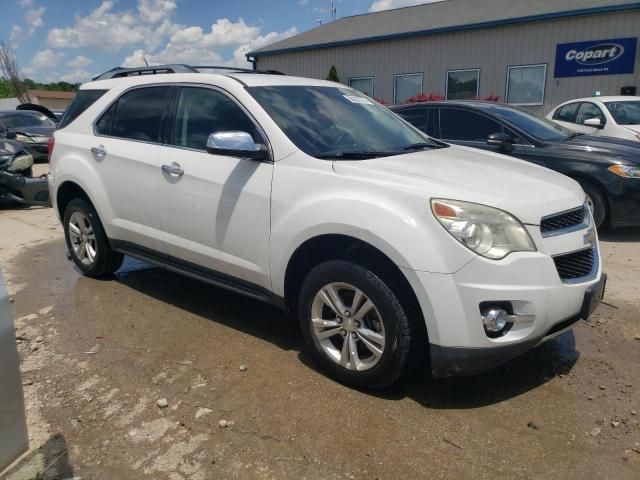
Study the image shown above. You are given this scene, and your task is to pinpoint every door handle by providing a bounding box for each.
[161,162,184,176]
[90,145,107,158]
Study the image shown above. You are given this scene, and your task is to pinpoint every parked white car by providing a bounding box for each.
[548,96,640,142]
[48,65,605,389]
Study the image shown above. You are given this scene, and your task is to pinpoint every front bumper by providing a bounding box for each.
[430,274,606,377]
[405,222,604,378]
[0,171,51,206]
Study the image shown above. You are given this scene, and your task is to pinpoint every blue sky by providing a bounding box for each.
[0,0,437,83]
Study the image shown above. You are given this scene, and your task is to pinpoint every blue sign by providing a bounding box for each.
[554,37,637,78]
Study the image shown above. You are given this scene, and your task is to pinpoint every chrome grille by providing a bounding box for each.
[553,248,594,281]
[540,205,587,236]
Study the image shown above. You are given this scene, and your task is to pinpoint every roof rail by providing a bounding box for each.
[92,64,285,81]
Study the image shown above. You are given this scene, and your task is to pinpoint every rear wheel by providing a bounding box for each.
[298,260,415,390]
[63,198,123,277]
[580,181,607,229]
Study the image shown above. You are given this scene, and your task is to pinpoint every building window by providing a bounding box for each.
[506,64,547,105]
[349,77,374,97]
[446,69,480,100]
[394,73,423,104]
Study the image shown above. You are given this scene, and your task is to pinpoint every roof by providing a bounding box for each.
[249,0,640,57]
[556,96,640,104]
[81,72,342,91]
[27,89,75,99]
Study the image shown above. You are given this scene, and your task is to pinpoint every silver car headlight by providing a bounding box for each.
[13,133,32,143]
[7,152,34,172]
[431,199,536,260]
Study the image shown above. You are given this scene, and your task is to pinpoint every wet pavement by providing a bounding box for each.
[2,217,640,479]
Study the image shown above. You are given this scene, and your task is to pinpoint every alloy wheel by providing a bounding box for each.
[68,211,97,266]
[311,282,386,371]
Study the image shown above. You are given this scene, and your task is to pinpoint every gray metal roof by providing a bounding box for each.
[249,0,640,57]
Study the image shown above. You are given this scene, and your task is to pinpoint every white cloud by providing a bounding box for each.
[67,55,92,68]
[298,0,309,5]
[31,49,64,69]
[10,25,23,43]
[369,0,444,12]
[19,0,34,7]
[122,19,297,68]
[25,6,46,35]
[47,0,178,51]
[60,69,92,83]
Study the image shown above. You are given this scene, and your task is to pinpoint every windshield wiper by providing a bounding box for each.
[566,132,585,140]
[315,151,398,160]
[403,142,439,151]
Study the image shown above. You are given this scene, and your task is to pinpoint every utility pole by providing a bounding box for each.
[330,0,336,21]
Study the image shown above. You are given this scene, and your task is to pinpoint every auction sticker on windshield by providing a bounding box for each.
[343,95,373,105]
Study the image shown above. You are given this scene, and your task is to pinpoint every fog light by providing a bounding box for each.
[482,308,509,333]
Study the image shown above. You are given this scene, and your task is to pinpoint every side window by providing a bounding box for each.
[171,87,259,151]
[398,108,428,132]
[425,109,440,138]
[576,102,606,126]
[103,86,171,142]
[553,103,580,123]
[95,102,116,136]
[440,108,503,141]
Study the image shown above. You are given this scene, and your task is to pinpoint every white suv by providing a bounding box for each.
[49,65,606,389]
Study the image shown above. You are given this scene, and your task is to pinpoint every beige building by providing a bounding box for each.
[26,89,75,110]
[248,0,640,114]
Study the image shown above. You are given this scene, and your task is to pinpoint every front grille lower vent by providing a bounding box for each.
[553,247,594,281]
[541,205,587,236]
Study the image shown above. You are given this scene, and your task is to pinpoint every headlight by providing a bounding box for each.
[608,165,640,178]
[13,133,32,143]
[431,199,536,260]
[7,152,34,172]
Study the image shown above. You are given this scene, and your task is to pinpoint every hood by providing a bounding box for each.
[331,145,585,226]
[548,134,640,162]
[16,103,59,122]
[622,125,640,135]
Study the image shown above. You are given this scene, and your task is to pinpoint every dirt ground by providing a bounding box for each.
[1,199,639,479]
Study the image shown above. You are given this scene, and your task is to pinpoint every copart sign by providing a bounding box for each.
[554,37,637,78]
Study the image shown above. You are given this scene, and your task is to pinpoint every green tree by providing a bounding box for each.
[326,65,340,83]
[0,77,14,98]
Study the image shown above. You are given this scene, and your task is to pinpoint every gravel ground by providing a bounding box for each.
[0,202,639,480]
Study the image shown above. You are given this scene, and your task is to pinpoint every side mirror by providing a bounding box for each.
[583,117,603,129]
[486,132,514,151]
[206,131,268,160]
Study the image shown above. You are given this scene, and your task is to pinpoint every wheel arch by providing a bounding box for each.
[283,233,429,346]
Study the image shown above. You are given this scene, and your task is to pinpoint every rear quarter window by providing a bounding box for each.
[58,89,108,129]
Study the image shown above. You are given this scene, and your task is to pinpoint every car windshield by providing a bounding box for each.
[0,112,56,129]
[604,101,640,125]
[482,104,574,142]
[248,85,440,158]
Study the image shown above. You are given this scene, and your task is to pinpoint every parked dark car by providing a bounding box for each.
[392,101,640,228]
[0,139,50,206]
[0,109,57,162]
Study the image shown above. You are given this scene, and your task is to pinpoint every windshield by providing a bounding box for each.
[482,104,573,142]
[248,85,439,158]
[0,112,56,129]
[605,101,640,125]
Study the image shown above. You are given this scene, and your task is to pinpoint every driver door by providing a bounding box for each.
[159,86,273,289]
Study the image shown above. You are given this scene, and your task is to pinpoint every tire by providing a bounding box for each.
[579,181,607,229]
[298,260,415,390]
[63,198,123,277]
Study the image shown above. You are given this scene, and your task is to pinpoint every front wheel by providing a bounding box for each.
[580,181,607,229]
[298,260,415,390]
[63,198,123,277]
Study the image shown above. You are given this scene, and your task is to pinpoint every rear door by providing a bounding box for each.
[92,85,172,252]
[551,102,581,131]
[158,85,273,289]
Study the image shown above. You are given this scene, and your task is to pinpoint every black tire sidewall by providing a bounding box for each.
[63,198,116,277]
[298,260,412,389]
